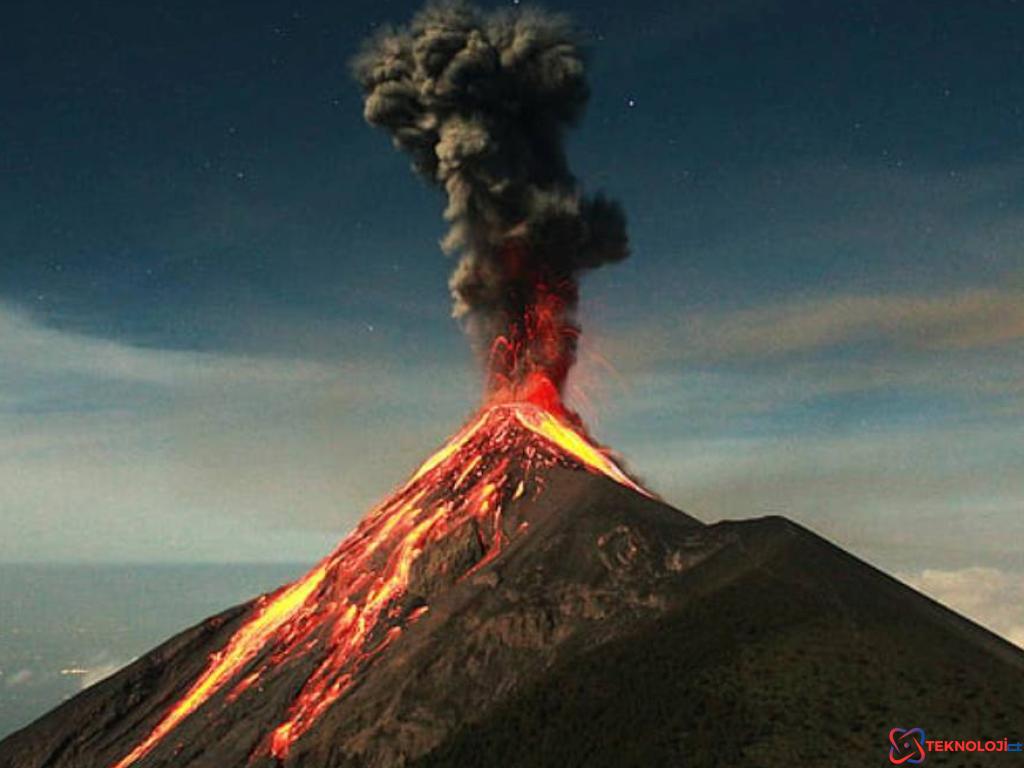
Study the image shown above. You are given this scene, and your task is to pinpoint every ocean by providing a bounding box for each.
[0,563,310,740]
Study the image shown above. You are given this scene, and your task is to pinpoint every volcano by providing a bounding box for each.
[2,397,1023,768]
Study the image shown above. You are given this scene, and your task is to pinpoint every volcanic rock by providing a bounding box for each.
[2,406,1022,768]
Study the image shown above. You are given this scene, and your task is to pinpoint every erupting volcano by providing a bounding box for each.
[3,3,1023,767]
[110,390,648,768]
[5,383,1023,768]
[88,8,658,758]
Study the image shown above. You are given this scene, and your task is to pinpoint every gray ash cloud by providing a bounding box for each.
[353,0,628,396]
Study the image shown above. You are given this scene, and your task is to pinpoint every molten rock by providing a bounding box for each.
[2,400,1023,768]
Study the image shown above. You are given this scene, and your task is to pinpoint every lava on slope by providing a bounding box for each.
[111,398,647,768]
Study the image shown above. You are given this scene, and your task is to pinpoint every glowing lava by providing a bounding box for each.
[111,397,647,768]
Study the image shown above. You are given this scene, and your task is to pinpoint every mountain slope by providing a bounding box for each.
[1,405,1021,768]
[414,515,1024,768]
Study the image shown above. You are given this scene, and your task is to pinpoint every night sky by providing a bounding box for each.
[3,0,1023,638]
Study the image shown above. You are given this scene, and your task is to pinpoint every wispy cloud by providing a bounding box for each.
[77,656,128,690]
[595,284,1024,371]
[0,301,352,388]
[679,288,1024,359]
[897,567,1024,648]
[3,669,33,688]
[0,303,476,562]
[576,277,1024,448]
[617,420,1024,572]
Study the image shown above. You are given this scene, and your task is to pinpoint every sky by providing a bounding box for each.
[2,0,1022,636]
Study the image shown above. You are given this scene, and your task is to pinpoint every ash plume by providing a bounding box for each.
[353,1,628,398]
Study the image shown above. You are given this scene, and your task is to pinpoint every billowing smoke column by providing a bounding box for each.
[353,0,628,403]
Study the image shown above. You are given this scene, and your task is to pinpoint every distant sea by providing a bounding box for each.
[0,563,310,740]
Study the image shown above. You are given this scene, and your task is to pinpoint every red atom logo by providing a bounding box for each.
[890,727,927,764]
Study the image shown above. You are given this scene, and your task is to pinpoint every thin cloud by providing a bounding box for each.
[3,669,33,688]
[79,660,128,690]
[589,155,1024,378]
[616,420,1024,575]
[686,288,1024,359]
[0,301,343,387]
[0,303,476,562]
[897,567,1024,648]
[596,284,1024,371]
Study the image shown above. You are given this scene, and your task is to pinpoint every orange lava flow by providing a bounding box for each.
[514,406,647,495]
[110,566,330,768]
[111,396,647,768]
